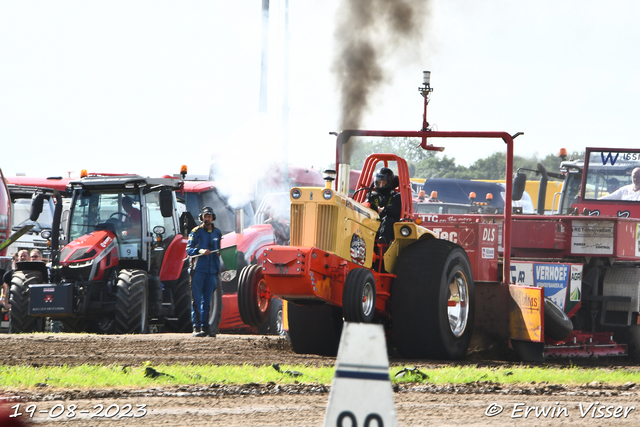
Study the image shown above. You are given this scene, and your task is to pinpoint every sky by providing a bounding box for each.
[2,1,640,182]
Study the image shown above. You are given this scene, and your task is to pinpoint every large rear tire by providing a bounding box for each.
[393,239,475,360]
[237,265,271,327]
[9,271,45,334]
[624,324,640,361]
[287,303,343,356]
[114,269,149,334]
[165,269,192,333]
[342,268,376,323]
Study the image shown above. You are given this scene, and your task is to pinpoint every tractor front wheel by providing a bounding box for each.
[288,303,343,356]
[258,298,285,336]
[9,271,45,333]
[393,238,475,360]
[114,269,149,334]
[237,265,271,327]
[342,268,376,323]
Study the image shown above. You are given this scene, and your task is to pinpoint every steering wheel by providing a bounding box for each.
[109,212,132,229]
[353,184,375,200]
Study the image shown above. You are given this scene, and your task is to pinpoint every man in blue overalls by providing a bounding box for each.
[186,206,221,337]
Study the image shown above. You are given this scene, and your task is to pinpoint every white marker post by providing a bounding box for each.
[323,322,398,427]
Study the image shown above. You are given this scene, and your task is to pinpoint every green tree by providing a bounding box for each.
[346,136,585,181]
[349,137,430,169]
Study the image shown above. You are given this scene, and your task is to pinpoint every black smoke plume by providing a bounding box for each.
[333,0,430,164]
[333,0,430,131]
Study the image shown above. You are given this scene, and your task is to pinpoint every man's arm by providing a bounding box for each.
[186,227,202,257]
[599,185,627,200]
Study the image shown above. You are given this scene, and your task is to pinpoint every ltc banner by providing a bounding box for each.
[509,285,543,342]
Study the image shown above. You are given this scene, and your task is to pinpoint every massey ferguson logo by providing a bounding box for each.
[44,295,53,303]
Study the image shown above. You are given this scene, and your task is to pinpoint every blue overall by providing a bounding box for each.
[186,224,221,329]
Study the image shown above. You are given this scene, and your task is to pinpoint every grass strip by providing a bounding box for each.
[0,364,638,389]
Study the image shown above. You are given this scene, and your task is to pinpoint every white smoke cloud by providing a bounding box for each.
[208,113,287,209]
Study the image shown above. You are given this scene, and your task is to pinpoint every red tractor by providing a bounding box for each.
[9,173,195,334]
[236,72,640,361]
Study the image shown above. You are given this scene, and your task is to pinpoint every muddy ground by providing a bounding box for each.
[0,333,640,426]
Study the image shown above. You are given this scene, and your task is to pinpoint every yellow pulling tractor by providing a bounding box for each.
[235,73,516,359]
[236,141,484,358]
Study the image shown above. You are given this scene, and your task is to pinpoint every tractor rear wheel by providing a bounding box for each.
[114,269,149,334]
[342,268,376,323]
[287,303,343,356]
[9,271,45,333]
[207,282,223,335]
[624,325,640,361]
[237,265,271,327]
[393,239,475,360]
[165,269,192,333]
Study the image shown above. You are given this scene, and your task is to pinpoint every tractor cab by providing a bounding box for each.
[567,148,640,218]
[64,175,181,273]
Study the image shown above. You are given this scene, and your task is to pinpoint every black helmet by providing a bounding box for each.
[199,206,216,221]
[374,167,394,192]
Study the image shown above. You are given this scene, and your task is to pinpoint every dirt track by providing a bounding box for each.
[1,333,640,426]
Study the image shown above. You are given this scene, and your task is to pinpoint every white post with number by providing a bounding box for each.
[324,322,398,427]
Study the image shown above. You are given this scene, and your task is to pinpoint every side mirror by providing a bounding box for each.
[512,172,526,202]
[159,189,173,218]
[30,194,46,221]
[180,211,197,236]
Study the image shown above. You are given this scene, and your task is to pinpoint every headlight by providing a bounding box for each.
[221,270,237,282]
[291,189,302,199]
[69,260,93,268]
[322,189,333,200]
[400,225,412,237]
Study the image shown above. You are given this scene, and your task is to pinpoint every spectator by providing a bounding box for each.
[600,168,640,201]
[17,250,29,262]
[30,249,43,262]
